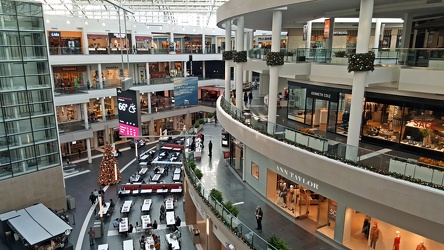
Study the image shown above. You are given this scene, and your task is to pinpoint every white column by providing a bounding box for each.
[334,203,353,243]
[400,13,413,49]
[373,19,382,49]
[202,61,206,79]
[146,62,150,84]
[148,117,155,136]
[169,32,175,54]
[183,61,187,77]
[87,65,92,85]
[83,103,89,128]
[235,16,245,110]
[224,20,232,102]
[148,93,152,114]
[248,31,253,82]
[82,29,89,55]
[86,138,92,163]
[267,10,282,134]
[243,32,248,83]
[98,63,103,89]
[101,97,106,121]
[306,21,312,49]
[202,33,206,54]
[346,0,374,160]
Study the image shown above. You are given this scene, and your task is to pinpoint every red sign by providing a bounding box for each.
[413,120,435,130]
[323,19,331,39]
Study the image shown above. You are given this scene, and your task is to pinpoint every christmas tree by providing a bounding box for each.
[98,142,122,185]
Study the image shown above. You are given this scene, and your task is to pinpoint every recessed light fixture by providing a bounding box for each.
[66,20,70,24]
[102,23,106,26]
[46,19,50,23]
[85,21,88,25]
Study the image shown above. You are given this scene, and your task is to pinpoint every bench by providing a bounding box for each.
[119,183,183,197]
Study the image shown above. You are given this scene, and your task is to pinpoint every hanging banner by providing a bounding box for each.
[174,77,198,106]
[323,19,331,39]
[117,88,141,138]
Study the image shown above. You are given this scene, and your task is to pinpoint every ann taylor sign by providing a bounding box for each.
[276,166,319,190]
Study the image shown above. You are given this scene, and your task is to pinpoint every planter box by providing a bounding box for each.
[331,57,348,65]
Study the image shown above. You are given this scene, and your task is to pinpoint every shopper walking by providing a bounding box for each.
[88,227,95,246]
[255,206,263,232]
[243,92,248,107]
[208,140,213,157]
[78,148,81,159]
[89,192,96,205]
[248,91,253,106]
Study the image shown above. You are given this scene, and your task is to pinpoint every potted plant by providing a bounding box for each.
[285,51,294,61]
[334,51,347,57]
[267,235,290,250]
[420,128,434,146]
[209,188,223,203]
[206,112,214,122]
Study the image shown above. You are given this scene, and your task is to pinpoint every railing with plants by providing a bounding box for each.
[219,97,444,191]
[183,156,284,250]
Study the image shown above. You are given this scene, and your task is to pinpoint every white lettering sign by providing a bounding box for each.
[276,166,319,190]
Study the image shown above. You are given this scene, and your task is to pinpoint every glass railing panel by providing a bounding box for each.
[219,96,444,191]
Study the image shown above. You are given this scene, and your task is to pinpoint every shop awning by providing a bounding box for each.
[7,204,72,246]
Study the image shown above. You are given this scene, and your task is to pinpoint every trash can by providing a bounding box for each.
[66,195,76,210]
[93,220,102,238]
[193,228,200,245]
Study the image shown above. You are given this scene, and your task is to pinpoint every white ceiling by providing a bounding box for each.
[219,0,444,31]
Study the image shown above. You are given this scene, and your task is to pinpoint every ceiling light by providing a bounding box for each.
[102,23,106,26]
[46,19,50,23]
[193,28,196,32]
[85,21,88,25]
[66,20,70,24]
[159,26,162,30]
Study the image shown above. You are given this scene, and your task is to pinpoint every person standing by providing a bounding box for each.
[78,148,81,159]
[248,91,253,106]
[369,222,379,249]
[89,192,96,205]
[208,140,213,157]
[88,227,95,246]
[243,92,248,107]
[255,206,263,232]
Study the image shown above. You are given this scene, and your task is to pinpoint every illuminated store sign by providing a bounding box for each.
[412,120,436,130]
[276,166,319,190]
[117,88,141,137]
[49,32,61,38]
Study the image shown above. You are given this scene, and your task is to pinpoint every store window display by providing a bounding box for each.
[369,222,379,250]
[393,231,401,250]
[416,241,426,250]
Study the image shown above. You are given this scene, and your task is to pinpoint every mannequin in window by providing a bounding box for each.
[369,222,379,249]
[393,231,401,250]
[416,241,426,250]
[288,185,296,212]
[280,182,288,208]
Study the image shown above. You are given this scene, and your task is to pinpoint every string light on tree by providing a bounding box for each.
[98,142,122,185]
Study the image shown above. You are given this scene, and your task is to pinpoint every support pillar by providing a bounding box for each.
[87,65,92,87]
[83,103,89,128]
[346,0,374,161]
[400,13,413,64]
[259,73,269,96]
[101,97,106,121]
[202,61,206,79]
[148,117,155,136]
[373,19,382,50]
[184,188,197,225]
[267,9,283,134]
[202,33,206,54]
[98,63,103,89]
[306,21,312,49]
[86,138,92,164]
[183,61,187,77]
[224,20,232,102]
[235,16,245,110]
[146,62,150,84]
[147,93,152,114]
[334,203,353,243]
[185,111,192,130]
[169,32,175,54]
[82,28,89,55]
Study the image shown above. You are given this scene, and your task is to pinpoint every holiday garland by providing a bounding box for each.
[233,50,247,63]
[266,52,284,66]
[222,51,233,61]
[347,51,375,72]
[219,98,444,192]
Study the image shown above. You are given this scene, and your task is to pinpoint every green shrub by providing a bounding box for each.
[194,123,200,128]
[209,188,223,203]
[207,112,214,118]
[194,168,203,180]
[198,118,205,125]
[188,160,196,171]
[267,235,290,250]
[224,201,239,217]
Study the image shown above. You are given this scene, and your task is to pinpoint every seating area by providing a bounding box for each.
[119,183,183,197]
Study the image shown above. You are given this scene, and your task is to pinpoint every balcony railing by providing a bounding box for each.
[49,47,220,55]
[184,156,278,250]
[220,97,444,192]
[248,48,444,69]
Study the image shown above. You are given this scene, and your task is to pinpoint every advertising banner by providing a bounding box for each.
[117,88,141,138]
[174,77,198,106]
[323,19,331,39]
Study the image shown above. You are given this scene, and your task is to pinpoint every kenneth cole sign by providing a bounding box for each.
[307,87,339,102]
[276,166,319,190]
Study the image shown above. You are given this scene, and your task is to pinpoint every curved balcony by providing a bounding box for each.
[216,97,444,244]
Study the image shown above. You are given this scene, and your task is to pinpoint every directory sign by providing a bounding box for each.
[173,77,198,106]
[117,88,141,138]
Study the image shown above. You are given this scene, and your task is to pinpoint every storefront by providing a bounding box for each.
[53,66,87,89]
[244,146,443,249]
[287,81,444,158]
[56,104,81,123]
[48,31,83,55]
[254,36,287,49]
[87,34,109,54]
[152,37,181,51]
[135,35,153,54]
[88,97,115,121]
[108,33,132,53]
[199,86,223,103]
[93,65,129,87]
[184,36,201,53]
